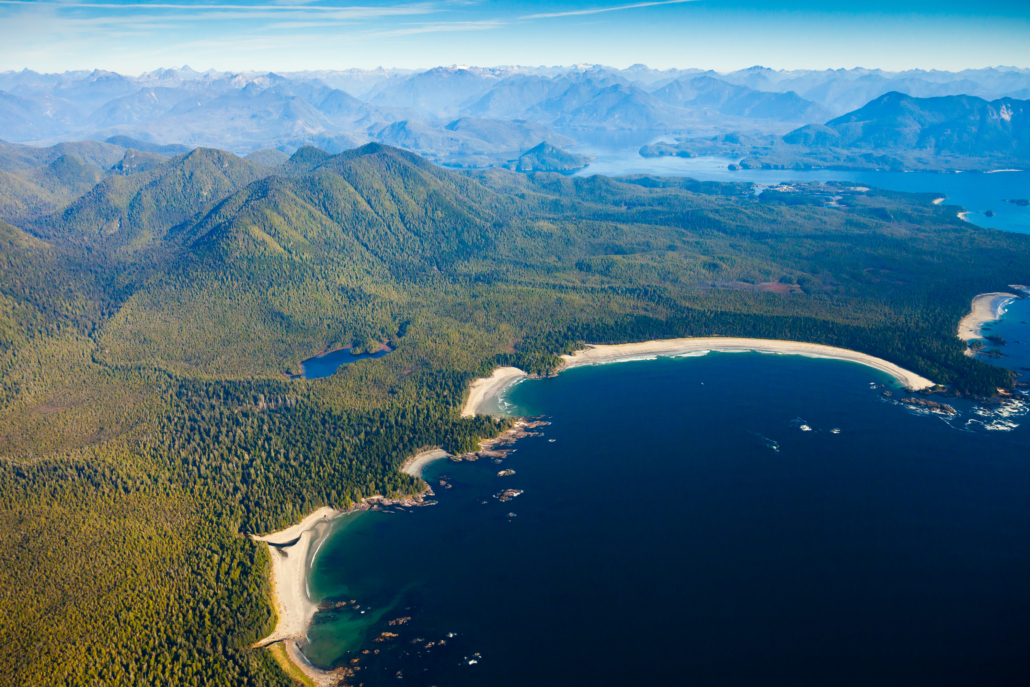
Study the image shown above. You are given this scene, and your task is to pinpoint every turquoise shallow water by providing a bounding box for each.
[977,296,1030,377]
[302,348,1030,686]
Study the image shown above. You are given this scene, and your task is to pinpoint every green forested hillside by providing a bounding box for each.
[1,142,1028,686]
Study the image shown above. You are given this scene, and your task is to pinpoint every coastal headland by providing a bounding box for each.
[958,292,1018,345]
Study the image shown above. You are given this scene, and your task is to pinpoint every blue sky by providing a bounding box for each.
[0,0,1027,74]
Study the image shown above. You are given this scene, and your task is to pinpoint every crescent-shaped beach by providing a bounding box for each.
[461,337,934,416]
[957,292,1018,344]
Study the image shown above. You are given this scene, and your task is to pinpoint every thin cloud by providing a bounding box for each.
[0,0,435,12]
[522,0,699,20]
[365,19,502,38]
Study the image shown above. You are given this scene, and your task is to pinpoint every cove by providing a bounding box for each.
[977,296,1030,375]
[301,351,1030,686]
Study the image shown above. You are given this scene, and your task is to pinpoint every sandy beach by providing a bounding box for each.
[252,507,342,684]
[958,292,1017,343]
[252,477,439,683]
[253,507,339,648]
[558,338,934,390]
[402,448,451,478]
[461,366,527,417]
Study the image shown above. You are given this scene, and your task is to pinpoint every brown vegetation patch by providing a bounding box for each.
[757,282,800,294]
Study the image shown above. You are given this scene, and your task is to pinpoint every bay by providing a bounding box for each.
[977,295,1030,382]
[302,351,1030,686]
[566,143,1030,235]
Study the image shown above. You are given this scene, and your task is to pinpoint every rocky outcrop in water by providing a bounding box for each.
[897,397,957,415]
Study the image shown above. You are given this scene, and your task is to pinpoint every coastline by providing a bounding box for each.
[461,337,935,417]
[252,489,435,684]
[460,366,527,417]
[958,292,1017,348]
[559,338,934,391]
[253,506,339,648]
[266,335,937,677]
[401,448,451,478]
[252,507,340,685]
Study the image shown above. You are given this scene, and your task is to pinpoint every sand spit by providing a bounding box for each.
[559,338,934,390]
[461,366,527,417]
[402,448,451,478]
[958,292,1017,346]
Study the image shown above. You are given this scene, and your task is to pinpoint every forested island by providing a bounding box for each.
[1,140,1029,685]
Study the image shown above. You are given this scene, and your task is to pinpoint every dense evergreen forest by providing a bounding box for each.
[0,141,1027,685]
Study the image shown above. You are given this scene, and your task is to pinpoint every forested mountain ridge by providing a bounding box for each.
[42,147,272,248]
[9,64,1028,168]
[1,141,1029,685]
[643,93,1030,171]
[791,92,1029,156]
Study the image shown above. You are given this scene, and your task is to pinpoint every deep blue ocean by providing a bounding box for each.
[302,318,1030,685]
[296,154,1030,684]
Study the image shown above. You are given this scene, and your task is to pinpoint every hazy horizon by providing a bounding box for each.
[5,63,1030,79]
[1,0,1027,75]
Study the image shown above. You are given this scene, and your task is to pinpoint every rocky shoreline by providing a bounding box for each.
[448,419,550,464]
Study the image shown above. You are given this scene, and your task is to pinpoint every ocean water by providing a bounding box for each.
[567,146,1030,234]
[977,296,1030,381]
[301,347,392,379]
[303,351,1030,686]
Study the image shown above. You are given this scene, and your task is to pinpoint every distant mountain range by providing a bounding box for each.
[3,64,1027,166]
[642,92,1030,171]
[789,92,1028,155]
